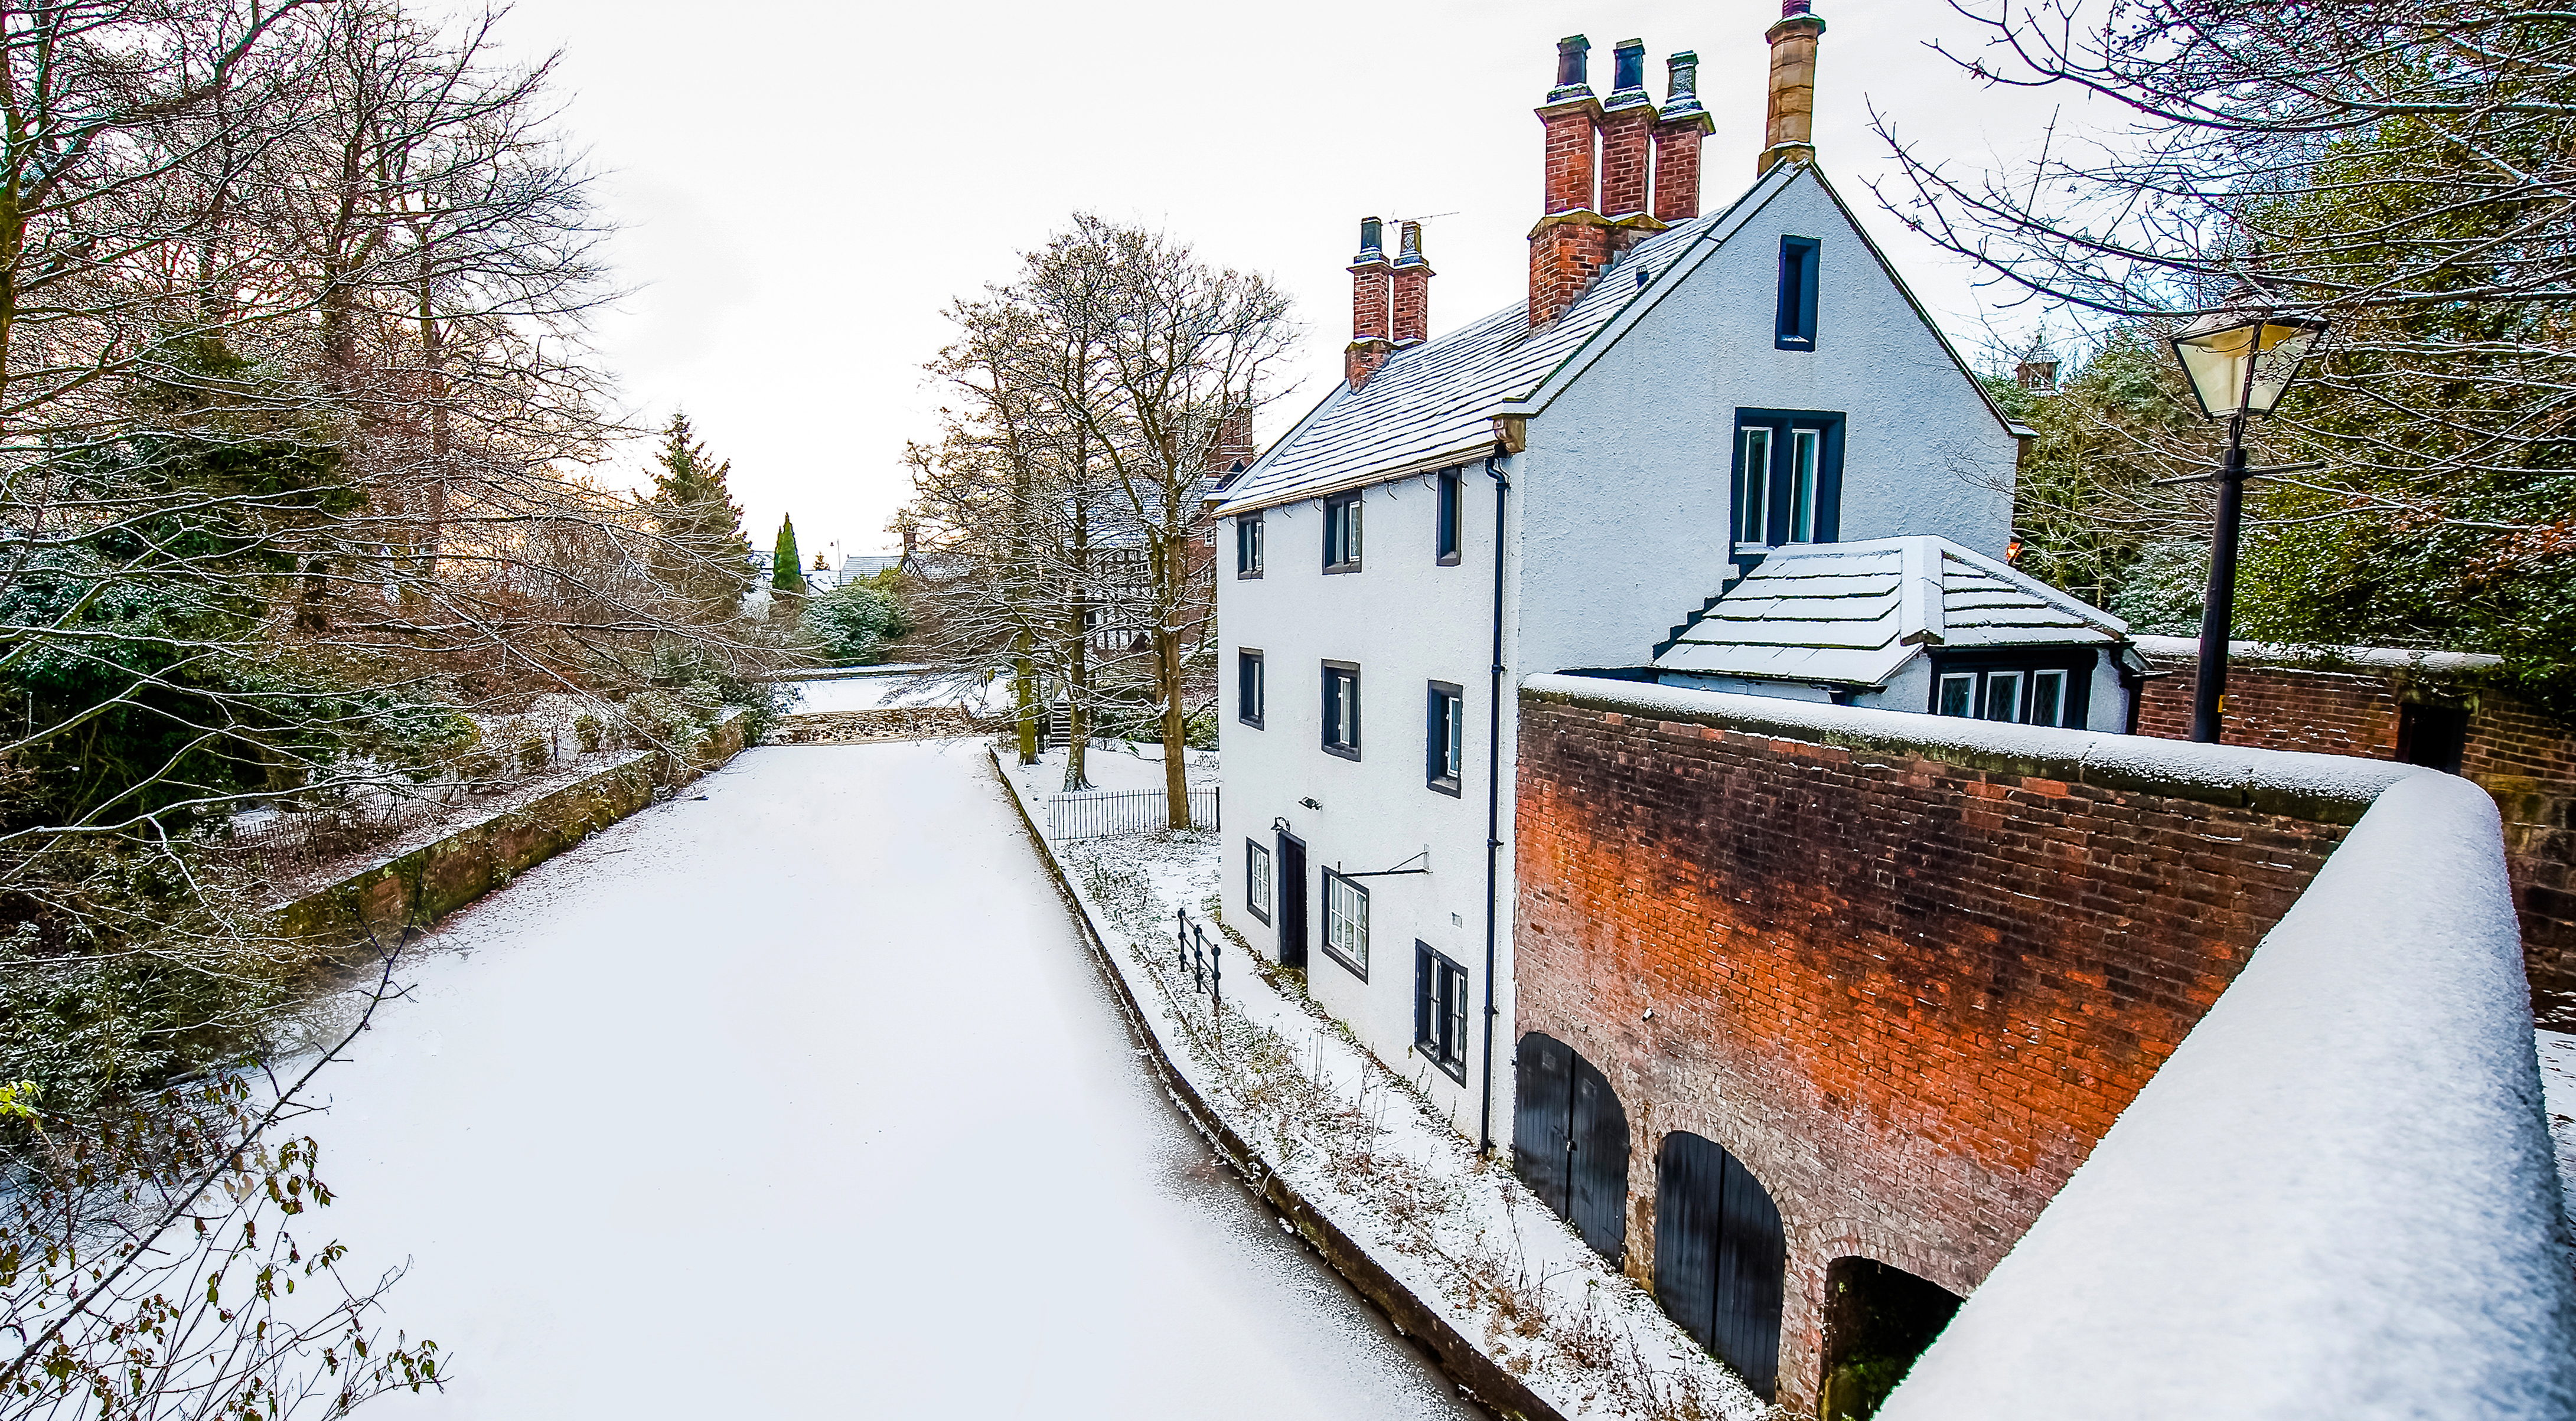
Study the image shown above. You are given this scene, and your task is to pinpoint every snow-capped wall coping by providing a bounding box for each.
[1881,772,2576,1419]
[1522,673,2421,822]
[2128,632,2505,675]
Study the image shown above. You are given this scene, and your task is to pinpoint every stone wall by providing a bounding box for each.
[275,710,748,951]
[1512,678,2383,1413]
[2130,638,2576,1024]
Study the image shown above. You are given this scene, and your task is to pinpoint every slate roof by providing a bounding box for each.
[1215,204,1735,515]
[1651,537,2128,687]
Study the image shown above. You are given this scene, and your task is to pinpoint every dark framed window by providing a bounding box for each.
[1245,839,1273,923]
[1733,409,1844,550]
[1929,649,2095,729]
[1322,870,1369,978]
[1235,515,1264,578]
[1237,649,1265,728]
[1775,235,1820,351]
[1436,468,1463,565]
[1414,943,1470,1082]
[1322,660,1361,759]
[1323,491,1363,572]
[1426,681,1465,796]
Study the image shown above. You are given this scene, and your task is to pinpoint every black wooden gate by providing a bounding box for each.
[1274,831,1308,971]
[1654,1132,1786,1400]
[1512,1033,1629,1263]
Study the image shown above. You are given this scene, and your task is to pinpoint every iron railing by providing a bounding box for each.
[1041,785,1219,841]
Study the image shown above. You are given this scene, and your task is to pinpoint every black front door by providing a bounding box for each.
[1654,1132,1786,1400]
[1275,831,1308,971]
[1512,1032,1629,1263]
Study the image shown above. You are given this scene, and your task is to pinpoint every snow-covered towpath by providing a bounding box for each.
[296,740,1481,1419]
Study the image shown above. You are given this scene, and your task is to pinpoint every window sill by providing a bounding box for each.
[1436,553,1462,568]
[1246,903,1270,926]
[1412,1042,1469,1085]
[1322,741,1361,762]
[1235,569,1263,580]
[1427,775,1462,798]
[1320,942,1369,982]
[1238,715,1264,730]
[1322,563,1362,576]
[1775,337,1815,352]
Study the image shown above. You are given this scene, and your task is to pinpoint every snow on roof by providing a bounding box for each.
[1214,194,1757,517]
[1651,537,2125,686]
[2129,633,2503,675]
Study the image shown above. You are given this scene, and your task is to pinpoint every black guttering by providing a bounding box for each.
[1478,450,1511,1155]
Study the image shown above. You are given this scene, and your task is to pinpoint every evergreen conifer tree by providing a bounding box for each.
[772,514,806,595]
[646,410,752,623]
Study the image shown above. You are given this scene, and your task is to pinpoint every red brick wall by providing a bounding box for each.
[2133,649,2576,1022]
[1514,693,2352,1412]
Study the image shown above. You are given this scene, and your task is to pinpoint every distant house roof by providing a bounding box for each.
[840,555,902,580]
[1651,537,2128,688]
[1217,164,2030,518]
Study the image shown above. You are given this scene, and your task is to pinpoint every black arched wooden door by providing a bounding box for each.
[1654,1132,1786,1400]
[1512,1033,1629,1263]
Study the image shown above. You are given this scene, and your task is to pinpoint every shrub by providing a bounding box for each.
[802,581,904,665]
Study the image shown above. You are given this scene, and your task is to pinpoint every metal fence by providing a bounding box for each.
[1041,786,1219,841]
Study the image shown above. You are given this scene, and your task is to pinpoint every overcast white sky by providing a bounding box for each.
[479,0,2094,559]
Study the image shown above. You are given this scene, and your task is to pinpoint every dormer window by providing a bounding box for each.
[1776,236,1820,351]
[1323,491,1363,573]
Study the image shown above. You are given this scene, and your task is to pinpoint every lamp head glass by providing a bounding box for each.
[2171,309,2327,420]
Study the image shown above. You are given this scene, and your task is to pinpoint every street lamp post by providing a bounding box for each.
[2169,305,2328,743]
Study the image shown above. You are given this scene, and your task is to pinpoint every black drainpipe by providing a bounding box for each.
[1478,451,1511,1155]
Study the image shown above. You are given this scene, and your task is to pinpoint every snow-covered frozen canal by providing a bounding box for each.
[305,740,1480,1419]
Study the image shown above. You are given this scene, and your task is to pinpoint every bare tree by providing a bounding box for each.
[1873,1,2576,694]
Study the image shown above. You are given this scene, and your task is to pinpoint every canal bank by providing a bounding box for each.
[988,746,1756,1421]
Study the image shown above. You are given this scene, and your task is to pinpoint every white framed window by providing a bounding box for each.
[1981,670,2022,723]
[1414,943,1470,1083]
[1788,428,1821,543]
[1937,672,1976,718]
[1246,839,1273,923]
[1427,681,1465,795]
[2029,669,2069,728]
[1323,492,1362,572]
[1238,649,1265,728]
[1323,870,1369,978]
[1736,426,1771,548]
[1322,661,1361,759]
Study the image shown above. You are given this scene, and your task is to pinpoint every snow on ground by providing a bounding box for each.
[288,740,1480,1419]
[994,747,1762,1421]
[2541,1028,2576,1244]
[1007,740,1220,796]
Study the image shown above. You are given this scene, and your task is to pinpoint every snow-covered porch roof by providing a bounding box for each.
[1650,536,2129,688]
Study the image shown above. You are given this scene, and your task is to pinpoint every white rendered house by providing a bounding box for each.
[1214,17,2128,1155]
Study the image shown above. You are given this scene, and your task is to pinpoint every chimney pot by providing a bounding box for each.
[1549,35,1593,101]
[1761,4,1827,174]
[1608,39,1648,104]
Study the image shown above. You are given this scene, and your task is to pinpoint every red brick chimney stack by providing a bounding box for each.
[1346,216,1394,390]
[1760,1,1827,175]
[1390,221,1433,346]
[1652,51,1711,223]
[1528,36,1615,329]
